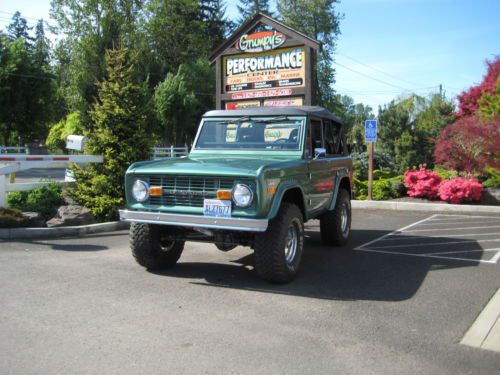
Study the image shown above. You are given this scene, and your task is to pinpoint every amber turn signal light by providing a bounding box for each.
[216,190,232,200]
[149,186,163,196]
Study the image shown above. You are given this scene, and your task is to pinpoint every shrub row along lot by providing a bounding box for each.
[0,209,499,375]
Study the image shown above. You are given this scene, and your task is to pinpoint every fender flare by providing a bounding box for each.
[327,168,351,211]
[268,181,307,220]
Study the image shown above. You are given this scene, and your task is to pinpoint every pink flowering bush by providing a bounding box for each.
[403,168,442,199]
[438,178,483,204]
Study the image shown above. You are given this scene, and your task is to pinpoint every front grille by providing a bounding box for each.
[147,175,235,207]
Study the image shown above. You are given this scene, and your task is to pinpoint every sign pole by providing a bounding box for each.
[364,119,377,201]
[368,142,374,200]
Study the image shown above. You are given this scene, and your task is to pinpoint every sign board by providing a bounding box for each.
[224,47,305,94]
[235,30,286,53]
[210,13,320,109]
[264,97,303,107]
[365,120,377,142]
[225,100,261,110]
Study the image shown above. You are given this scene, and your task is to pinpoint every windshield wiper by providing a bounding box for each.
[217,116,251,125]
[253,116,290,123]
[217,116,291,125]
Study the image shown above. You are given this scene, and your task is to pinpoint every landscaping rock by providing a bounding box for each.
[22,212,46,228]
[481,188,500,206]
[46,205,95,227]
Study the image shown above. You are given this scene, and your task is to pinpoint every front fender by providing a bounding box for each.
[267,181,306,220]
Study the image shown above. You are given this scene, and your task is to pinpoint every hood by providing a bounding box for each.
[128,155,298,177]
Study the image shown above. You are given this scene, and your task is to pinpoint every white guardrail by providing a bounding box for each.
[152,146,189,159]
[0,154,103,207]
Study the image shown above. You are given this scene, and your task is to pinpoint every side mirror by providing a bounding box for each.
[314,147,326,159]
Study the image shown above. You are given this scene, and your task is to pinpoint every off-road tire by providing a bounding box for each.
[254,203,304,283]
[320,188,351,246]
[130,223,184,270]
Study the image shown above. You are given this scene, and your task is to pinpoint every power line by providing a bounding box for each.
[335,85,439,95]
[337,53,424,88]
[0,10,57,25]
[334,61,410,90]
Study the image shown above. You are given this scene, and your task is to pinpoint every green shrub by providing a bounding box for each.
[353,178,368,200]
[434,167,460,180]
[0,207,28,228]
[352,151,396,180]
[482,167,500,188]
[7,183,64,219]
[353,175,405,201]
[373,176,405,200]
[46,112,82,152]
[373,168,399,180]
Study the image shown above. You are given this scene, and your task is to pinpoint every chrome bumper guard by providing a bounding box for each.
[119,209,268,232]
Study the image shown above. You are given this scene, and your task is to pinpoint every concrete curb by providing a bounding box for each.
[352,200,500,214]
[0,221,130,240]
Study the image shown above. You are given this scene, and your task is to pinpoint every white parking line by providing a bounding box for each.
[355,214,500,264]
[354,215,437,250]
[356,247,500,264]
[415,220,500,226]
[400,225,500,233]
[370,238,500,250]
[429,214,500,220]
[424,248,500,256]
[381,232,500,241]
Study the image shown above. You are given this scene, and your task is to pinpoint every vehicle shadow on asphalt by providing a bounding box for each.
[150,228,484,302]
[11,240,109,252]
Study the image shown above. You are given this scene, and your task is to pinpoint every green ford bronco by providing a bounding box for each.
[119,106,353,282]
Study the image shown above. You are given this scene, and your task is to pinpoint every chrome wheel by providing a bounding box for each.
[340,201,349,235]
[285,220,299,264]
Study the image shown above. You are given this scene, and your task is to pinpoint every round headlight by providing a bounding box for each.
[232,184,253,207]
[132,179,149,202]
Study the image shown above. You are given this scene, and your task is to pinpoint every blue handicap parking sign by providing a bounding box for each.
[365,120,377,142]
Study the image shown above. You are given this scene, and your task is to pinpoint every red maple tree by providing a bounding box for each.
[433,116,500,172]
[457,58,500,118]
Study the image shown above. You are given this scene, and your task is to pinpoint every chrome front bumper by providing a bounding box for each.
[119,209,268,232]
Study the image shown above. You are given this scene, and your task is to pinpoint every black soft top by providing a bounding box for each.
[203,106,343,124]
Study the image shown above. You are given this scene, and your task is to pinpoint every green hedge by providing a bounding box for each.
[353,171,405,201]
[7,183,65,219]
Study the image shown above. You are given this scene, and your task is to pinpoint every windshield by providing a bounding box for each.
[195,117,304,150]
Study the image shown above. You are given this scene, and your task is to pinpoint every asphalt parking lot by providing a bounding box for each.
[1,209,499,374]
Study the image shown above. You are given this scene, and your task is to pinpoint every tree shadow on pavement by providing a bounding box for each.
[150,227,485,302]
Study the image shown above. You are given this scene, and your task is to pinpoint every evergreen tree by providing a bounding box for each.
[237,0,272,23]
[201,0,233,43]
[146,0,227,83]
[377,93,455,171]
[278,0,341,107]
[50,0,144,113]
[7,11,33,43]
[33,20,50,67]
[70,47,150,221]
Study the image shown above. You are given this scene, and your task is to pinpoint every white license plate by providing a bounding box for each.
[203,199,232,217]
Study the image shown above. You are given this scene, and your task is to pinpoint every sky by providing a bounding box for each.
[0,0,499,111]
